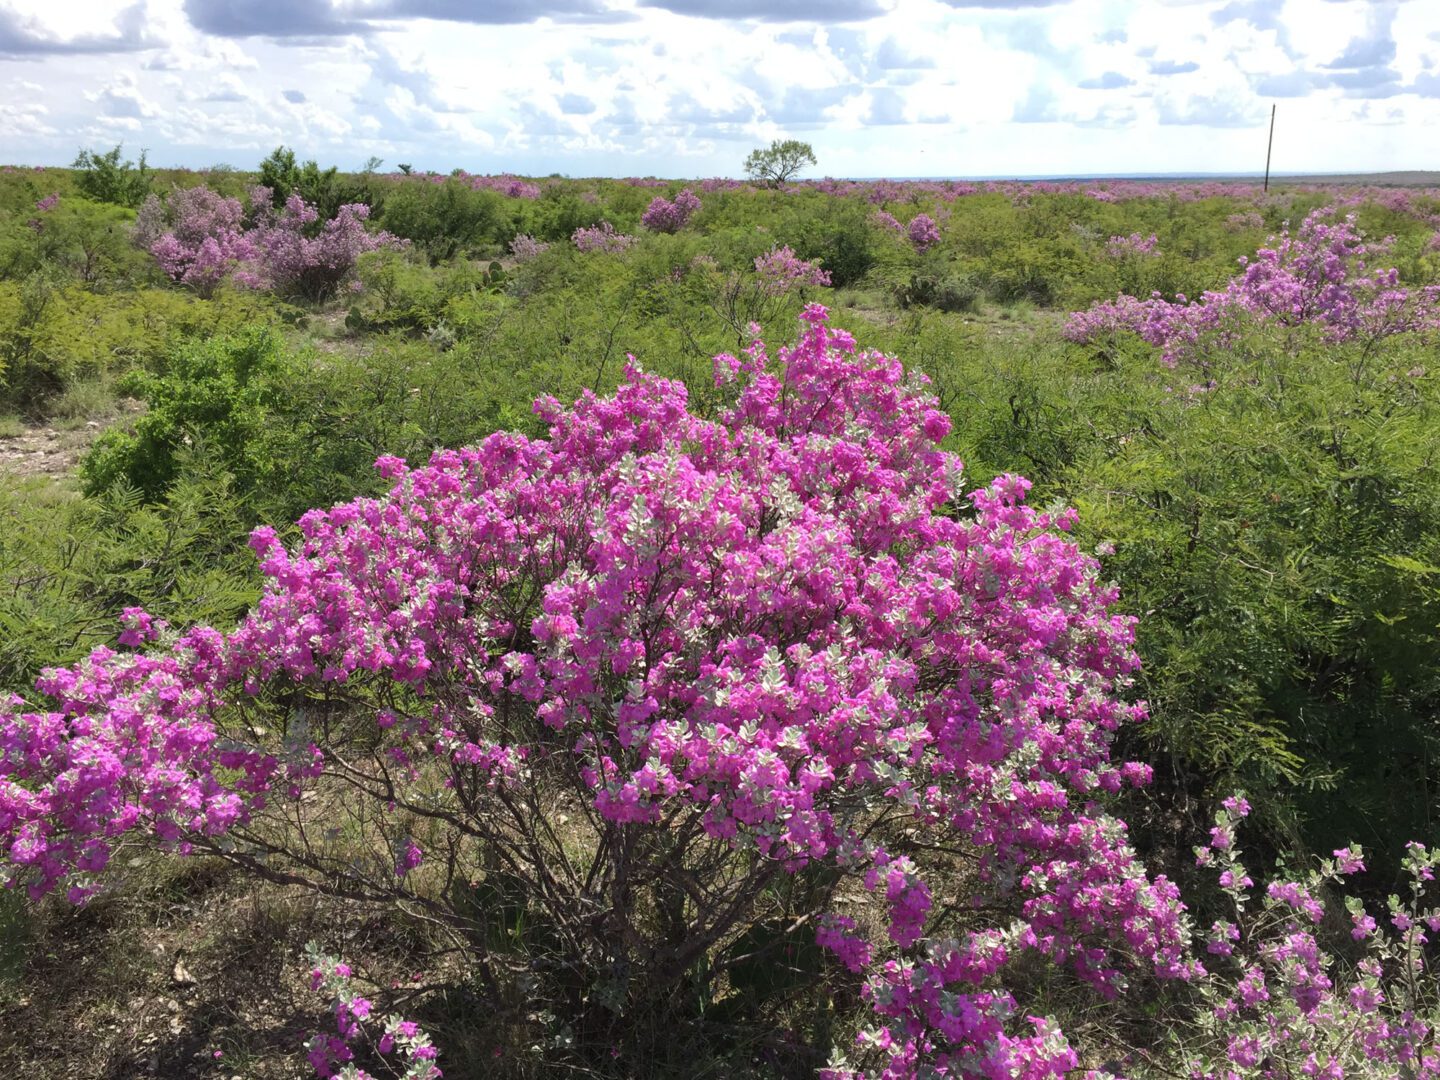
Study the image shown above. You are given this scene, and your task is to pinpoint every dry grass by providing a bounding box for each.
[0,853,451,1079]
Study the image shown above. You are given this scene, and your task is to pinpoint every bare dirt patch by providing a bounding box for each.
[0,423,102,482]
[0,400,145,484]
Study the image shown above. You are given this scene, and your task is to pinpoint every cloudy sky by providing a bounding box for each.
[2,0,1437,178]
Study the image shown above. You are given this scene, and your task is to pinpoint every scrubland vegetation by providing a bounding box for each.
[1,147,1439,1079]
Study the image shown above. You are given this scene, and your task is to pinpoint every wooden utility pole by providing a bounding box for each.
[1263,104,1276,192]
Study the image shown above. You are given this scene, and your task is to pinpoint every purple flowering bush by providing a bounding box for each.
[250,190,405,302]
[753,244,832,292]
[572,220,636,254]
[1104,233,1159,259]
[305,945,442,1079]
[507,233,549,261]
[870,210,904,234]
[907,213,941,253]
[144,185,402,302]
[700,245,833,344]
[640,188,701,233]
[2,307,1195,1076]
[1066,208,1440,365]
[1146,799,1440,1079]
[147,185,258,298]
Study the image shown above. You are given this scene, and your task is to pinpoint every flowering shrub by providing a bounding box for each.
[572,220,636,253]
[907,213,940,252]
[640,188,701,233]
[508,233,549,260]
[1104,233,1159,258]
[25,191,60,233]
[132,192,166,249]
[1226,210,1265,231]
[1153,799,1440,1079]
[1066,208,1440,365]
[446,171,542,200]
[305,944,442,1079]
[753,244,832,293]
[251,190,405,302]
[148,185,259,297]
[140,185,401,301]
[696,246,834,345]
[0,307,1191,1075]
[870,209,904,234]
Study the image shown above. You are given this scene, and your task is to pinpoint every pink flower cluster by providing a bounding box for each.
[403,170,542,200]
[1065,208,1440,365]
[1179,800,1440,1079]
[34,192,59,213]
[249,189,405,302]
[146,185,402,301]
[572,221,636,254]
[907,213,941,252]
[870,209,904,233]
[1104,233,1159,258]
[305,944,441,1079]
[507,233,549,260]
[149,185,259,297]
[752,245,831,294]
[640,188,702,233]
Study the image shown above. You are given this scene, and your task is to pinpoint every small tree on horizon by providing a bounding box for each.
[743,138,817,187]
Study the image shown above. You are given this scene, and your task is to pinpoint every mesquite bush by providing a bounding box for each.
[2,308,1193,1076]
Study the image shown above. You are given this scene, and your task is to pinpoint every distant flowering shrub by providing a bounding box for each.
[640,188,701,233]
[507,233,549,260]
[148,185,259,297]
[1,306,1190,1077]
[870,209,904,233]
[132,192,166,249]
[1104,232,1159,258]
[1226,210,1266,231]
[1066,208,1440,365]
[867,180,906,205]
[143,184,401,301]
[435,171,542,200]
[34,193,59,213]
[572,220,636,253]
[250,190,405,302]
[753,244,831,293]
[907,213,941,252]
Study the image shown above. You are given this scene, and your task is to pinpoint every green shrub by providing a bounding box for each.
[524,187,606,242]
[0,199,148,286]
[81,328,301,501]
[0,459,261,693]
[784,199,875,288]
[71,146,151,208]
[1071,328,1440,866]
[379,178,509,263]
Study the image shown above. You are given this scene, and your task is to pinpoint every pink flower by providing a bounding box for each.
[907,213,941,252]
[396,840,423,877]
